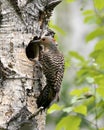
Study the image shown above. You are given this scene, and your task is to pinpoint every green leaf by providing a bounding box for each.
[66,0,75,2]
[86,27,104,42]
[73,105,87,116]
[69,51,85,61]
[86,77,95,84]
[82,9,96,24]
[84,15,97,24]
[94,0,104,10]
[71,97,78,104]
[83,10,94,15]
[56,115,81,130]
[94,40,104,50]
[97,86,104,97]
[99,128,104,130]
[94,75,104,87]
[70,87,89,97]
[62,107,73,113]
[49,21,66,36]
[47,104,63,114]
[90,50,104,68]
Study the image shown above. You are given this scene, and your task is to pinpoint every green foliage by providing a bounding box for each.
[73,105,87,116]
[94,0,104,10]
[86,27,104,42]
[62,106,73,113]
[47,0,104,130]
[99,128,104,130]
[66,0,76,3]
[64,54,71,69]
[56,115,81,130]
[69,51,85,62]
[47,104,63,114]
[49,21,66,39]
[70,87,90,97]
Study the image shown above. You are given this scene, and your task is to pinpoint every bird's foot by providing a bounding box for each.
[29,58,42,69]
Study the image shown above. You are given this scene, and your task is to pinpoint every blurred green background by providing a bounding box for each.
[46,0,104,130]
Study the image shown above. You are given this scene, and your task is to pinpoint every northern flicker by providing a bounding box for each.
[32,36,64,109]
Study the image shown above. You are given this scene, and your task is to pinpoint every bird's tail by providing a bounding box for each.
[36,84,57,109]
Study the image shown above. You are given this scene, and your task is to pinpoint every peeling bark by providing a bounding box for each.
[0,0,62,130]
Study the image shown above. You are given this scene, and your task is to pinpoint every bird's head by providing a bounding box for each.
[32,36,58,49]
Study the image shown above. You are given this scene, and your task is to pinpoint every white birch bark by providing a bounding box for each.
[0,0,61,129]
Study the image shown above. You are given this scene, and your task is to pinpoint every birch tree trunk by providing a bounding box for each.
[0,0,61,130]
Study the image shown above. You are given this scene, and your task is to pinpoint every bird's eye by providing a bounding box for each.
[42,38,45,41]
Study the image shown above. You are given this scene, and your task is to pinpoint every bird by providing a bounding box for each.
[32,36,64,109]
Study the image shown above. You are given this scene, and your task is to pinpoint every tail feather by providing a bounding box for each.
[36,84,57,109]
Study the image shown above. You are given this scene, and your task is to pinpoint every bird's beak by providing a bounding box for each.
[32,39,41,44]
